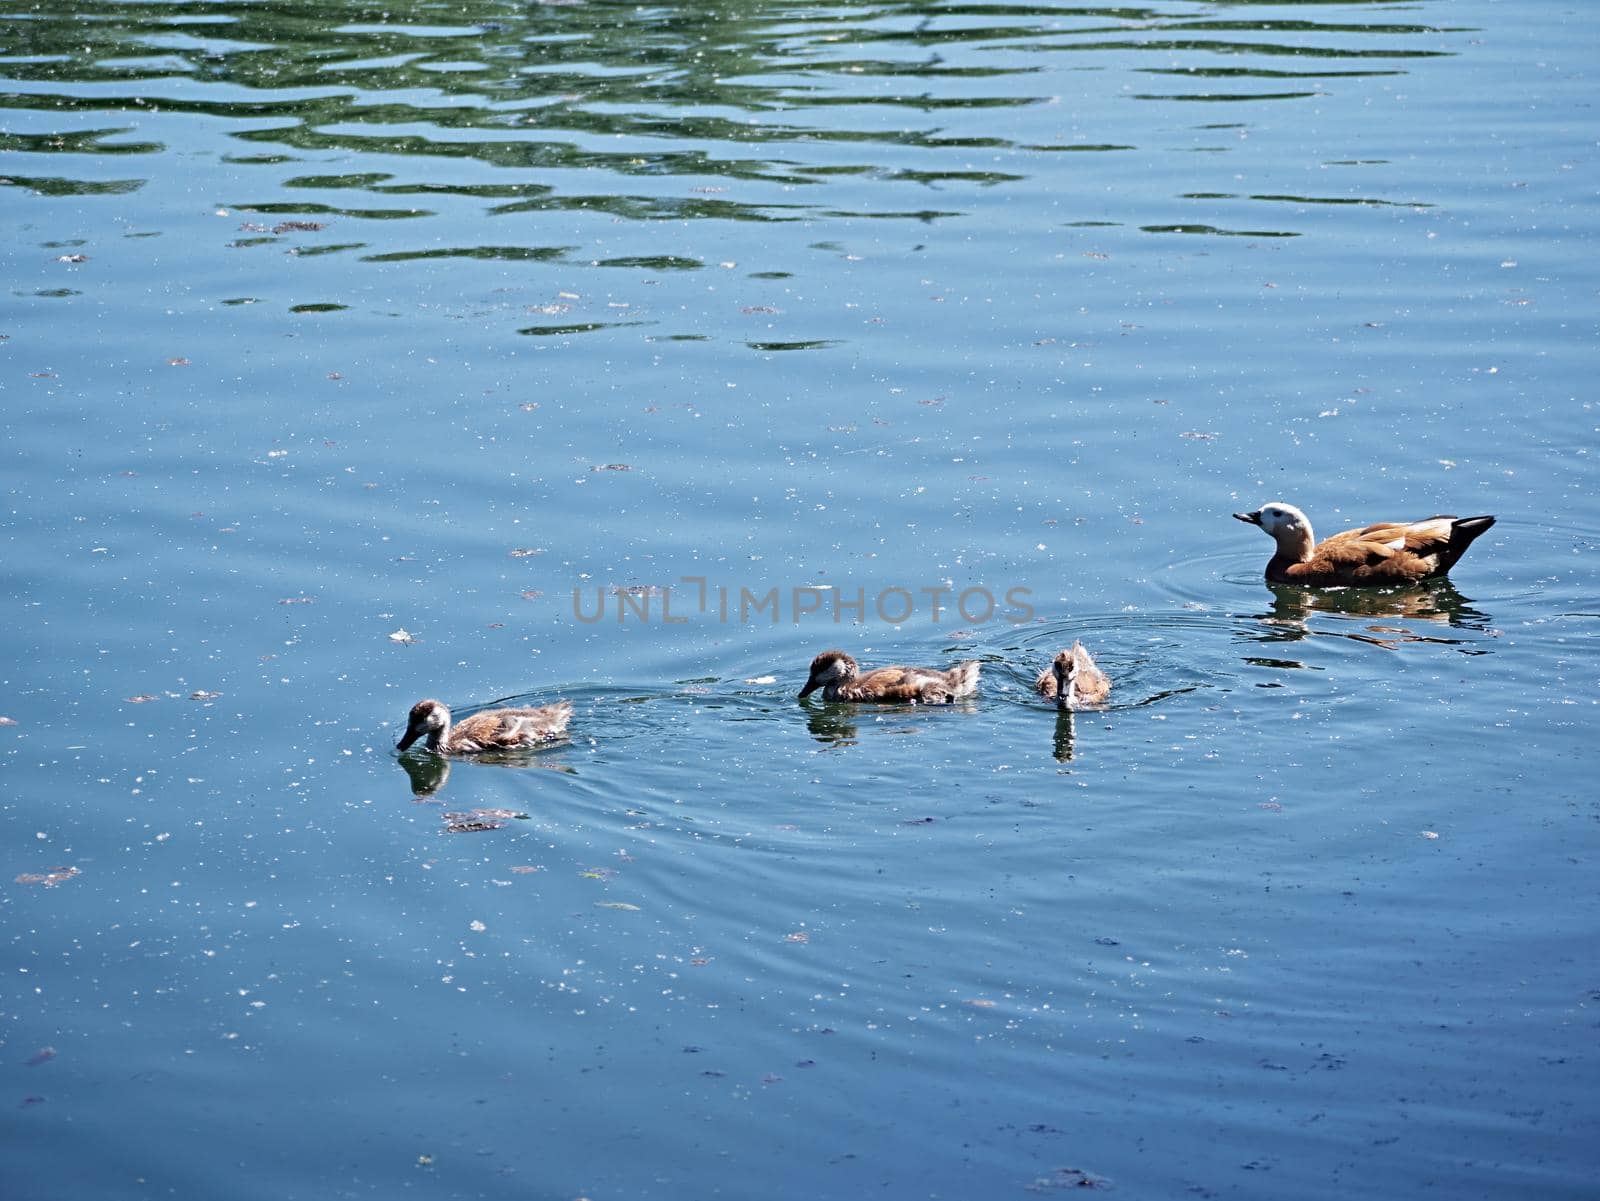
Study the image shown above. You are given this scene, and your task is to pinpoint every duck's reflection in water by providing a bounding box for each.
[397,747,575,799]
[399,751,452,798]
[801,696,982,748]
[1049,709,1076,763]
[1246,580,1493,650]
[803,704,859,748]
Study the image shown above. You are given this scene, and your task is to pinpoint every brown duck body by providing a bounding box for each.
[1234,503,1495,587]
[1035,642,1111,710]
[799,649,980,704]
[397,698,572,754]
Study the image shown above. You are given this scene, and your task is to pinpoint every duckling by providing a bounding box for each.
[1234,502,1495,586]
[396,698,571,754]
[1035,643,1111,710]
[798,649,980,704]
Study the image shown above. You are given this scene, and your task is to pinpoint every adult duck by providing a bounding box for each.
[396,698,571,754]
[798,650,980,704]
[1233,502,1495,586]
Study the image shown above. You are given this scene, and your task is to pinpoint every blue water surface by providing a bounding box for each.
[2,1,1596,1198]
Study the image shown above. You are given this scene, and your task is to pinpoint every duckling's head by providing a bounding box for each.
[1050,649,1077,710]
[397,698,450,751]
[1234,502,1311,542]
[799,650,858,698]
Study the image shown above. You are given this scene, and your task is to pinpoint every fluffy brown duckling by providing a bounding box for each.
[1034,643,1111,710]
[1234,502,1495,586]
[798,649,980,704]
[396,698,572,754]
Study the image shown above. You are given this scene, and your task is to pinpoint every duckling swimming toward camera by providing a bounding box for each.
[396,698,571,754]
[1035,643,1111,710]
[1233,502,1495,586]
[798,649,980,704]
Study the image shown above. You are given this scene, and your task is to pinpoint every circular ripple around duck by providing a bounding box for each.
[1148,545,1272,610]
[966,607,1245,712]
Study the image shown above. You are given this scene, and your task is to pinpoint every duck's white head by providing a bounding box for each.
[799,650,858,698]
[397,698,450,751]
[1234,502,1312,543]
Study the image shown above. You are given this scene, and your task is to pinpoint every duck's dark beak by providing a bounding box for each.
[798,676,819,699]
[1233,510,1262,526]
[396,727,420,751]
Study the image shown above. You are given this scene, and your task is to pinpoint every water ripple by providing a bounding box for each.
[1,0,1463,245]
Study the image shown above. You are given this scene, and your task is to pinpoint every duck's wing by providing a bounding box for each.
[1067,646,1112,703]
[1078,669,1112,703]
[505,701,573,741]
[1295,520,1450,584]
[443,710,501,752]
[1325,516,1457,551]
[459,703,571,748]
[523,700,573,725]
[1035,666,1059,699]
[826,665,977,703]
[847,666,956,703]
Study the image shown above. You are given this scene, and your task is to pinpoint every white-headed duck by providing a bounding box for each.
[397,698,571,754]
[1234,502,1495,586]
[798,649,980,704]
[1035,643,1111,710]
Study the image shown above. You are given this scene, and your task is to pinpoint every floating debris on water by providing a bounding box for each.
[16,866,79,887]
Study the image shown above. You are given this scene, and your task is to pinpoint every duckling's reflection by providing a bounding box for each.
[1247,580,1492,648]
[803,703,859,747]
[801,697,981,747]
[396,747,576,798]
[399,750,452,797]
[1050,709,1076,762]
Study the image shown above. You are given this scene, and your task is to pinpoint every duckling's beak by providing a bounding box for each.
[396,725,421,751]
[1233,510,1262,526]
[798,675,819,699]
